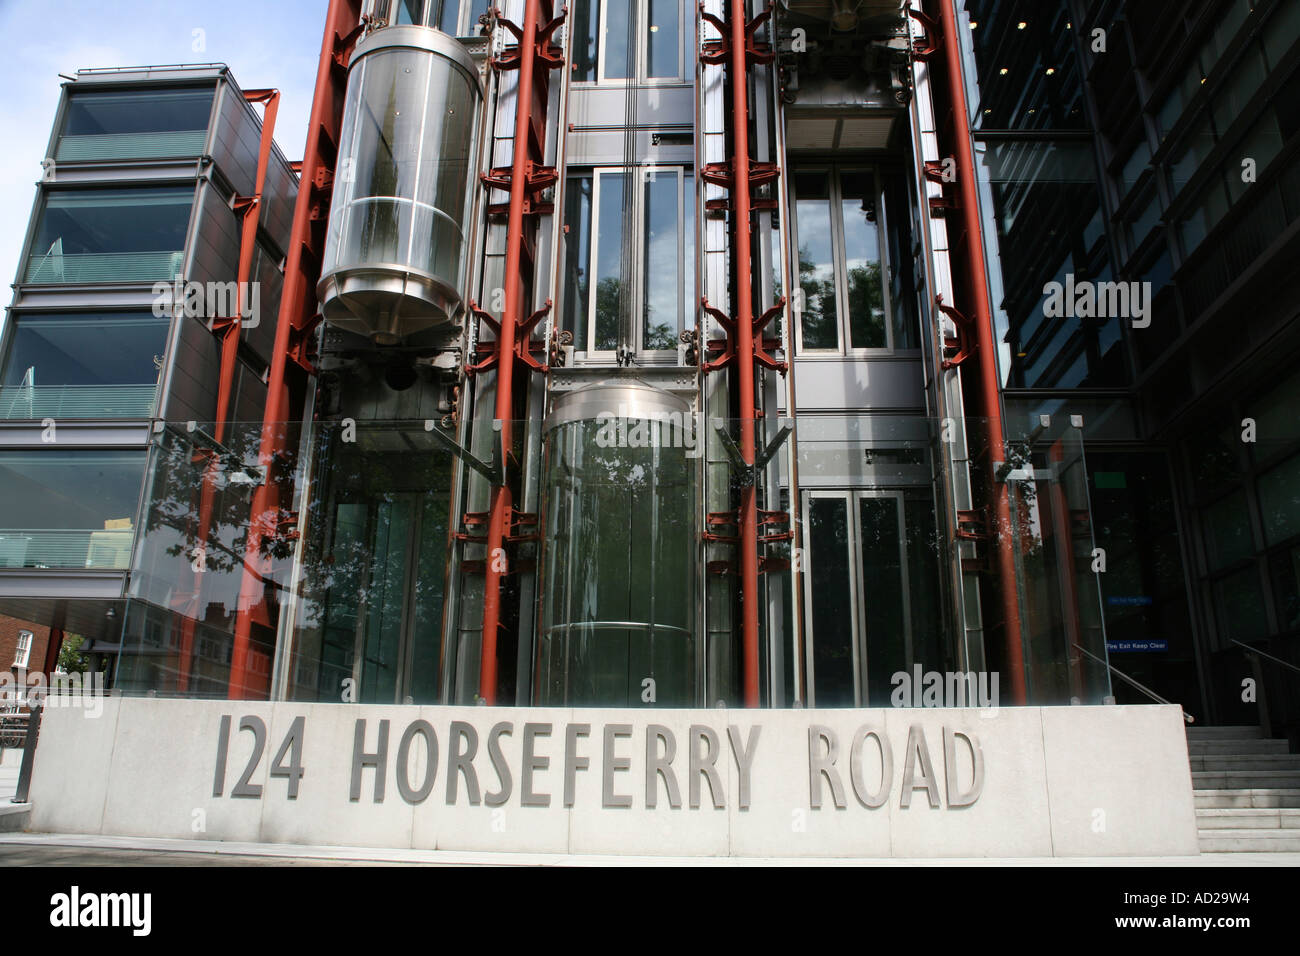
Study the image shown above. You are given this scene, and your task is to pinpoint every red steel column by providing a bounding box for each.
[936,0,1027,703]
[727,0,761,708]
[479,1,546,705]
[227,0,362,698]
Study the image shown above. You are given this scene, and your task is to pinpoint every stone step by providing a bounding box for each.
[1194,808,1300,829]
[1189,754,1300,772]
[1185,726,1264,739]
[0,804,29,833]
[1194,788,1300,809]
[1187,738,1291,756]
[1192,770,1300,789]
[1198,829,1300,852]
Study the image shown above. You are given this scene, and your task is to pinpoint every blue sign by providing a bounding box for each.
[1106,596,1154,607]
[1106,639,1168,653]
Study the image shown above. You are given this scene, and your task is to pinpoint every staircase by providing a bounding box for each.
[1188,726,1300,852]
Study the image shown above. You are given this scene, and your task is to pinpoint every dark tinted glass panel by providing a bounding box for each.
[964,0,1085,130]
[62,87,213,137]
[860,497,904,705]
[809,497,854,706]
[977,139,1123,387]
[563,175,593,351]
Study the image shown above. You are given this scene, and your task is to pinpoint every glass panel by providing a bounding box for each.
[1008,426,1112,704]
[1168,117,1216,196]
[323,45,479,290]
[0,450,145,570]
[839,170,886,349]
[683,172,695,337]
[57,87,213,161]
[1213,46,1267,136]
[572,0,599,81]
[393,0,424,26]
[1203,489,1254,570]
[642,172,680,349]
[1258,453,1300,547]
[602,0,631,80]
[0,312,167,419]
[290,425,453,704]
[436,0,458,32]
[859,496,904,705]
[1269,544,1300,632]
[964,0,1085,130]
[647,0,679,78]
[809,496,854,706]
[26,187,192,284]
[1214,567,1269,643]
[977,139,1120,387]
[592,172,626,350]
[562,174,593,351]
[539,416,695,706]
[793,171,838,350]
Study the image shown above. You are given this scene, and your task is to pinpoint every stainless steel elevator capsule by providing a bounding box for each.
[537,380,698,707]
[318,25,482,344]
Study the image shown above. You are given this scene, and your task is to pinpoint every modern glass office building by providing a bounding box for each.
[1,0,1297,757]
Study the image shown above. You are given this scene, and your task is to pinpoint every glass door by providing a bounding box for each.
[802,489,943,706]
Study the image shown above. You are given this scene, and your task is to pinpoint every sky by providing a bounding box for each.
[0,0,325,329]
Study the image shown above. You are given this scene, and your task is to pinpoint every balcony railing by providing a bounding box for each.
[0,529,134,570]
[0,384,158,420]
[23,250,185,284]
[54,130,207,162]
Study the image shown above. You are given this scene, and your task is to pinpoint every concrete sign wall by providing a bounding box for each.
[27,699,1200,857]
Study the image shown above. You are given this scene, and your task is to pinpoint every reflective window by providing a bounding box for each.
[963,1,1085,131]
[803,488,944,707]
[0,450,145,570]
[25,187,192,284]
[0,311,168,419]
[791,166,897,353]
[57,86,213,161]
[562,166,694,357]
[976,138,1124,387]
[571,0,684,83]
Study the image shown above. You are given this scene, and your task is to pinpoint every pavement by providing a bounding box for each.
[3,832,1300,866]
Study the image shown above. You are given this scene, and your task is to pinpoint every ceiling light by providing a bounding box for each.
[1000,67,1008,74]
[1018,21,1027,30]
[1046,67,1056,75]
[969,20,977,29]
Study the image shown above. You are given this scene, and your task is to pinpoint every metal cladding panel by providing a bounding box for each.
[790,356,927,412]
[261,153,297,251]
[0,572,127,601]
[208,80,261,200]
[158,309,221,425]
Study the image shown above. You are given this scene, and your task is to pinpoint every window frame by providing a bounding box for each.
[13,630,33,669]
[569,164,694,363]
[789,164,899,357]
[576,0,687,86]
[801,488,914,708]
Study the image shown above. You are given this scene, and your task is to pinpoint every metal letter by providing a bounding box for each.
[521,722,551,807]
[602,724,633,808]
[349,718,388,803]
[689,725,725,810]
[395,719,438,804]
[943,727,984,807]
[564,723,591,808]
[446,720,481,806]
[900,724,941,809]
[646,724,682,809]
[807,725,846,809]
[849,725,891,809]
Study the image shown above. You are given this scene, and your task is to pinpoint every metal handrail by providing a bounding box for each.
[1073,643,1195,724]
[1232,640,1300,676]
